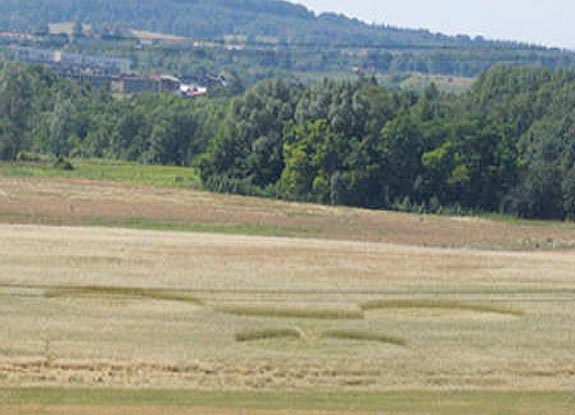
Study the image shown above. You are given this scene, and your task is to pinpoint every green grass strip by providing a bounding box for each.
[322,330,408,346]
[0,159,201,189]
[235,328,301,342]
[45,286,202,305]
[0,389,572,414]
[360,299,526,317]
[217,305,364,320]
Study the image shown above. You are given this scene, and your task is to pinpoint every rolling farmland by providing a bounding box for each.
[1,175,575,414]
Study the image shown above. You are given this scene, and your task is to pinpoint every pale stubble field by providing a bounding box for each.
[1,224,574,391]
[1,177,575,414]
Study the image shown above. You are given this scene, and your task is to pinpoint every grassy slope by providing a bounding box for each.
[2,160,575,250]
[0,161,313,237]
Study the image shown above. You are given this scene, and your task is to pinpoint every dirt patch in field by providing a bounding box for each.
[2,177,575,250]
[0,359,396,391]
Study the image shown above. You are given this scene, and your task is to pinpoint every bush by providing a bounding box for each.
[53,157,74,171]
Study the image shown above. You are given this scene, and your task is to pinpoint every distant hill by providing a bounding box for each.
[0,0,553,49]
[2,0,575,78]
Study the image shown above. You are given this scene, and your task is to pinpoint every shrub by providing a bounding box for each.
[53,157,74,171]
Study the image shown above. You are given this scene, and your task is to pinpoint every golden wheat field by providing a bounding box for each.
[1,177,575,414]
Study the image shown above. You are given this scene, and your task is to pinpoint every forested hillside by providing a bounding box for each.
[3,0,575,78]
[3,62,575,220]
[0,0,530,47]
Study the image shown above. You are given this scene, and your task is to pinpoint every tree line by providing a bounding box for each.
[0,62,223,165]
[3,62,575,220]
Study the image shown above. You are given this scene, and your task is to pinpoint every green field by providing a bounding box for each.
[0,159,201,189]
[1,389,573,414]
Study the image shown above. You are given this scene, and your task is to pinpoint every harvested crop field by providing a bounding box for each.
[1,176,575,413]
[0,223,574,393]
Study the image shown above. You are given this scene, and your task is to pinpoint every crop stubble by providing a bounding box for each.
[0,223,574,392]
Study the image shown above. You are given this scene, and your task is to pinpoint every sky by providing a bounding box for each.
[291,0,574,49]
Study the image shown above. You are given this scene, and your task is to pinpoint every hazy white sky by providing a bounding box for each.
[291,0,573,49]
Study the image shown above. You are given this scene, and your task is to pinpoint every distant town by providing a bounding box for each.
[3,33,220,98]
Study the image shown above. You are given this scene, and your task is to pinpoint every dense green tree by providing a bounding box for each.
[281,119,340,202]
[0,67,28,159]
[200,65,575,219]
[46,94,75,157]
[201,80,299,192]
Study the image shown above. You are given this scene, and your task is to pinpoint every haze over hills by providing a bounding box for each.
[0,0,558,49]
[3,0,575,79]
[294,0,575,50]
